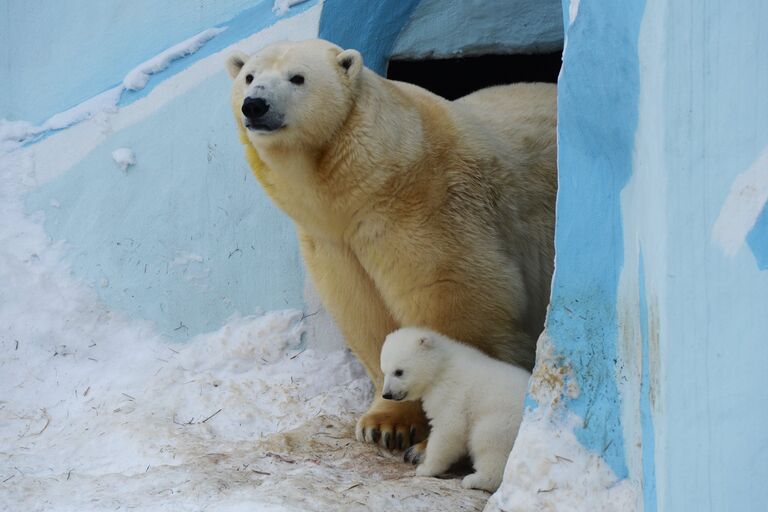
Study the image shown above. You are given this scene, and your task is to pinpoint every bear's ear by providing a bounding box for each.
[336,49,363,81]
[418,336,433,349]
[226,52,249,79]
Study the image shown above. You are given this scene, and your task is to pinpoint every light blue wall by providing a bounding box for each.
[557,0,768,510]
[26,73,305,340]
[660,0,768,510]
[0,0,268,124]
[17,1,320,340]
[549,0,646,479]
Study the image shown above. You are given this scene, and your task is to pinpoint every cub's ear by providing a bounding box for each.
[418,336,433,349]
[226,52,249,79]
[336,49,363,80]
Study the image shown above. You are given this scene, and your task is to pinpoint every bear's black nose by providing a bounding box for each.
[382,392,393,400]
[242,97,269,119]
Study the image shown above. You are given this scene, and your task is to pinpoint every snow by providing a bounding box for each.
[0,120,37,154]
[111,147,136,172]
[122,28,226,91]
[568,0,581,25]
[484,337,639,512]
[0,146,489,511]
[273,0,309,17]
[0,27,225,154]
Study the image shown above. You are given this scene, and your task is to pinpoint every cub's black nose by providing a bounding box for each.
[382,392,393,400]
[242,97,269,119]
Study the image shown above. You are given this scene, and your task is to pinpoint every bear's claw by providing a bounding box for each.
[355,397,429,452]
[404,441,426,464]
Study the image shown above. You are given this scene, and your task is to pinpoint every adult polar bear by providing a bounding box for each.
[226,39,556,452]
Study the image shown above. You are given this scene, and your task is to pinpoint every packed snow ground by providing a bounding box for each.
[0,149,489,511]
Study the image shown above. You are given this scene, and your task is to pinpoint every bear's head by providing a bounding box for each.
[380,327,448,402]
[226,39,363,150]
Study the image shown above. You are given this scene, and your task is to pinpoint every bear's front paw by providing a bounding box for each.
[355,397,428,451]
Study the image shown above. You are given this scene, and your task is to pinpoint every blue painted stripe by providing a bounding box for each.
[747,204,768,270]
[318,0,422,74]
[638,254,658,512]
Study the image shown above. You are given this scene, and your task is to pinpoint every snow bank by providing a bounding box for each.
[484,336,639,512]
[0,149,372,510]
[0,27,225,154]
[0,144,489,511]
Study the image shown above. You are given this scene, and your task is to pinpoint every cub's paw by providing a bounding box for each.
[415,463,441,478]
[355,397,428,451]
[404,440,427,464]
[461,472,500,493]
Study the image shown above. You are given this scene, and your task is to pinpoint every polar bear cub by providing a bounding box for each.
[380,327,531,492]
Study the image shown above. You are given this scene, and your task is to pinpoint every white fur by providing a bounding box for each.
[380,327,531,492]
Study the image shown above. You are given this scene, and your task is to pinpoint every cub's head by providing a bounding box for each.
[380,327,447,402]
[226,39,363,149]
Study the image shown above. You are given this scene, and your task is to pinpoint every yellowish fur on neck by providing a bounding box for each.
[237,126,276,198]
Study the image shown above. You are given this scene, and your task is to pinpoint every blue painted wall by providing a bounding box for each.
[748,206,768,269]
[16,1,321,340]
[0,0,268,124]
[319,0,421,74]
[26,73,305,340]
[660,0,768,509]
[548,0,646,479]
[554,0,768,510]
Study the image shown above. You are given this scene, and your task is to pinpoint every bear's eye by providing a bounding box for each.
[245,74,253,84]
[289,74,305,85]
[394,369,404,377]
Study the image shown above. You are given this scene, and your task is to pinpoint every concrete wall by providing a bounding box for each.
[7,1,323,341]
[0,0,273,124]
[632,1,768,509]
[503,0,768,510]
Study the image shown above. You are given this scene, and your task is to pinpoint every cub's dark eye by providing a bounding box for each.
[245,74,253,84]
[289,74,305,85]
[394,369,404,377]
